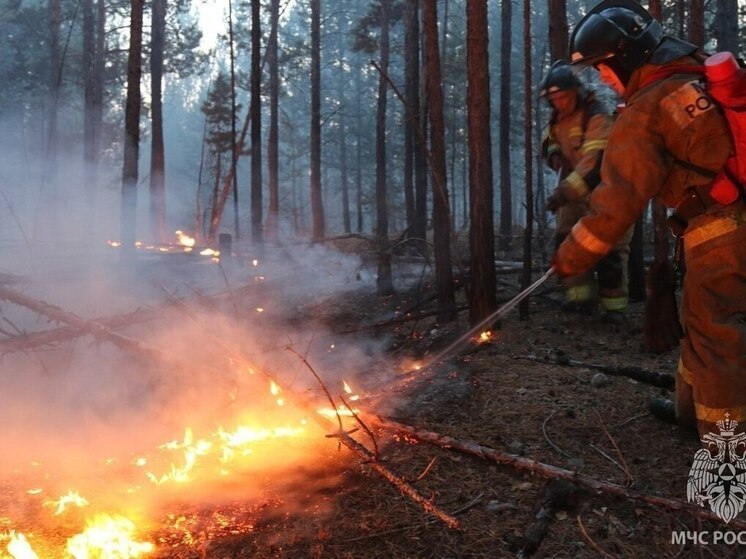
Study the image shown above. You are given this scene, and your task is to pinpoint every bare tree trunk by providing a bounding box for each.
[121,0,144,254]
[424,0,456,320]
[149,0,167,242]
[228,0,240,240]
[403,0,417,230]
[405,0,427,252]
[677,1,685,38]
[40,0,62,241]
[498,0,512,253]
[519,0,534,319]
[466,0,496,325]
[375,0,394,295]
[715,0,739,55]
[547,0,567,62]
[310,0,325,240]
[250,0,263,244]
[82,0,95,189]
[647,0,661,19]
[339,107,351,234]
[355,56,364,234]
[266,0,280,240]
[688,0,704,47]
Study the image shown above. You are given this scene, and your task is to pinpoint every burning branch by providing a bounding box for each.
[284,346,459,529]
[372,416,746,531]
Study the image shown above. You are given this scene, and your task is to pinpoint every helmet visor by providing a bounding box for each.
[570,50,615,69]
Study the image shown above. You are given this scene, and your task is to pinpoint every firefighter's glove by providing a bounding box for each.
[644,261,684,353]
[547,153,569,173]
[546,183,571,214]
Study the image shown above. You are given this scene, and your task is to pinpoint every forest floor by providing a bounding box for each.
[146,255,743,559]
[2,245,741,559]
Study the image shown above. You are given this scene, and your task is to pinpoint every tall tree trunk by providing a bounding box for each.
[498,0,512,253]
[424,0,456,320]
[310,0,325,240]
[40,0,62,240]
[688,0,704,47]
[547,0,568,62]
[121,0,144,254]
[82,0,95,187]
[466,0,495,325]
[647,0,661,19]
[677,2,685,39]
[94,0,105,162]
[375,0,394,295]
[405,0,427,252]
[250,0,263,244]
[149,0,167,242]
[228,0,240,239]
[403,0,417,231]
[355,56,364,233]
[519,0,533,319]
[715,0,739,55]
[266,0,280,240]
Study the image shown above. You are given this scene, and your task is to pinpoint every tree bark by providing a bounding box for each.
[228,0,240,240]
[375,0,394,295]
[120,0,144,254]
[715,0,739,55]
[498,0,512,253]
[82,0,95,195]
[251,0,263,244]
[688,0,704,47]
[519,0,534,319]
[547,0,568,62]
[424,0,456,320]
[149,0,167,243]
[266,0,280,241]
[310,0,325,240]
[467,0,497,325]
[403,0,418,231]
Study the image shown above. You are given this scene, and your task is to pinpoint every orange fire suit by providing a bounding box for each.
[544,95,631,311]
[555,57,746,436]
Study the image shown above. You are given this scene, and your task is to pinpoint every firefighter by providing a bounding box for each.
[540,60,631,323]
[553,0,746,437]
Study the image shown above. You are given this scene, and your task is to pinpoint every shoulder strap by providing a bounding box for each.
[638,64,704,91]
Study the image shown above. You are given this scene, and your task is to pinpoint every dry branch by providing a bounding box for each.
[373,416,746,531]
[0,286,163,360]
[0,283,265,354]
[516,353,675,389]
[286,347,460,529]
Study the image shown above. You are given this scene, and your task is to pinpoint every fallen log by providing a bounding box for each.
[0,283,266,354]
[373,416,746,531]
[0,285,167,361]
[516,353,675,389]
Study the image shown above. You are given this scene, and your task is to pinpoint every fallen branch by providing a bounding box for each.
[0,286,164,360]
[287,346,459,530]
[0,283,266,354]
[373,416,746,530]
[516,353,675,389]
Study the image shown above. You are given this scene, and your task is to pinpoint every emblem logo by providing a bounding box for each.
[687,414,746,524]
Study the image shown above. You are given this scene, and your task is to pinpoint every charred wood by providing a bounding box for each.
[516,353,674,389]
[373,416,746,530]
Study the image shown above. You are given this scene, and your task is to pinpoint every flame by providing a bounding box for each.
[174,230,196,248]
[45,490,89,516]
[476,330,493,344]
[106,241,121,248]
[147,429,212,485]
[66,515,154,559]
[4,531,39,559]
[252,259,259,266]
[270,382,284,406]
[342,380,360,402]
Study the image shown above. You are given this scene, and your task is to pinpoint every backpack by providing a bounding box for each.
[640,52,746,206]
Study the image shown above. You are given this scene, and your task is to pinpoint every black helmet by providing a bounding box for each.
[570,0,663,72]
[539,60,584,97]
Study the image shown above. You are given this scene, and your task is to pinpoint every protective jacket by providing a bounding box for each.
[555,55,746,432]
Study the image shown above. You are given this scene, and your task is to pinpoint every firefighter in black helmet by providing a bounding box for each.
[552,0,746,437]
[540,60,631,322]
